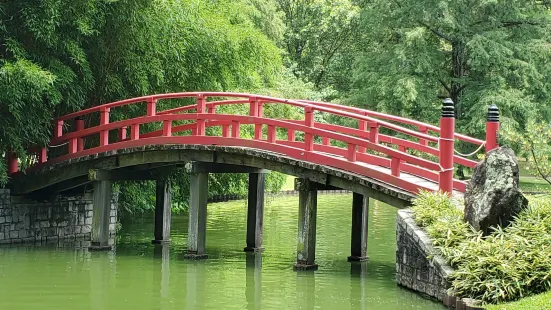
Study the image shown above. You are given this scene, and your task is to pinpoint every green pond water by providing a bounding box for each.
[0,194,444,310]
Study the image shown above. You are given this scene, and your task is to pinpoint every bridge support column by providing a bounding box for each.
[90,180,113,251]
[152,179,171,244]
[294,178,318,271]
[244,173,265,252]
[348,193,369,262]
[184,172,208,259]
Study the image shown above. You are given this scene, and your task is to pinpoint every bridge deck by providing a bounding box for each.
[315,150,464,200]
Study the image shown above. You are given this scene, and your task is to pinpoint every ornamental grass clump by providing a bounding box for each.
[411,191,551,304]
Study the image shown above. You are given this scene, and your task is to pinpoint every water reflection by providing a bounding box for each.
[153,244,170,301]
[88,250,116,309]
[350,262,367,310]
[245,252,262,310]
[186,260,206,310]
[296,272,316,310]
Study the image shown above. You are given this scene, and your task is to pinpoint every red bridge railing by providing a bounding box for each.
[6,92,500,195]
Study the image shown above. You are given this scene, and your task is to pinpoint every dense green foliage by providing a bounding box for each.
[503,121,551,186]
[276,0,360,94]
[412,191,551,304]
[351,1,551,139]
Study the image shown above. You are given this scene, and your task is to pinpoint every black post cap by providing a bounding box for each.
[487,104,499,122]
[442,98,455,118]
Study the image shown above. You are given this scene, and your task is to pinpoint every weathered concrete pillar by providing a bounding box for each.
[152,179,171,244]
[294,178,318,271]
[244,173,265,252]
[90,180,112,251]
[348,192,369,262]
[184,172,208,259]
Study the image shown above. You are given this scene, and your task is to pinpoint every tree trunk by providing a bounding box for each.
[451,41,467,119]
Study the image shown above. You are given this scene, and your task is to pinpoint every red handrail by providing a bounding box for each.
[12,92,494,195]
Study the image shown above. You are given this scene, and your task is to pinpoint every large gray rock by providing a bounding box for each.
[464,146,528,235]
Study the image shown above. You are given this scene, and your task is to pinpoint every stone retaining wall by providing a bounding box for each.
[0,188,117,244]
[396,209,454,301]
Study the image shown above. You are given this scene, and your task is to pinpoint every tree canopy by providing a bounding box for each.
[351,0,551,138]
[0,0,283,183]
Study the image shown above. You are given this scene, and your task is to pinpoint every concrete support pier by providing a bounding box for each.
[90,180,113,251]
[152,179,172,244]
[184,172,208,259]
[244,173,265,252]
[348,193,369,262]
[294,178,318,271]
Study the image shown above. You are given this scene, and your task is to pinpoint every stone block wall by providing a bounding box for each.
[396,209,454,301]
[0,188,117,245]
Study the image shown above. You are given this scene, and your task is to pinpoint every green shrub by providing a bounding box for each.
[411,191,551,304]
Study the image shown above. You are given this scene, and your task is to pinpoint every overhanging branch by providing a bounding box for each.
[418,21,453,42]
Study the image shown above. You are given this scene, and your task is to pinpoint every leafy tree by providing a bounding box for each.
[0,0,281,178]
[351,0,551,139]
[276,0,360,92]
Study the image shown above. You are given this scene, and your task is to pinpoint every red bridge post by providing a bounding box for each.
[439,98,455,194]
[486,104,500,154]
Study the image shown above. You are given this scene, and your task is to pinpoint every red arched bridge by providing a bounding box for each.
[5,92,499,268]
[7,92,498,197]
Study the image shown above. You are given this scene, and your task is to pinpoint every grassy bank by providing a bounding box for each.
[487,290,551,310]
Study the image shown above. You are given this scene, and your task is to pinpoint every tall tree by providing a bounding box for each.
[352,0,551,138]
[276,0,360,92]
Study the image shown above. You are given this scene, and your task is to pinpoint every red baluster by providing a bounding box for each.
[196,95,206,136]
[369,121,379,144]
[222,124,230,138]
[231,121,240,138]
[39,148,47,164]
[119,126,127,141]
[358,119,368,153]
[75,117,85,151]
[130,124,140,140]
[99,107,110,146]
[418,126,428,146]
[267,125,276,143]
[347,144,357,162]
[304,107,314,151]
[54,120,63,138]
[391,157,401,177]
[7,151,18,174]
[163,120,172,137]
[147,97,157,116]
[287,129,295,142]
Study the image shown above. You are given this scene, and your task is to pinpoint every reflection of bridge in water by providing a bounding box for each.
[6,92,500,270]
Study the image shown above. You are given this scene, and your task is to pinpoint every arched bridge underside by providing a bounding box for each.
[11,144,420,207]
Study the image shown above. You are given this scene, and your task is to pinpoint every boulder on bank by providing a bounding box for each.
[464,146,528,235]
